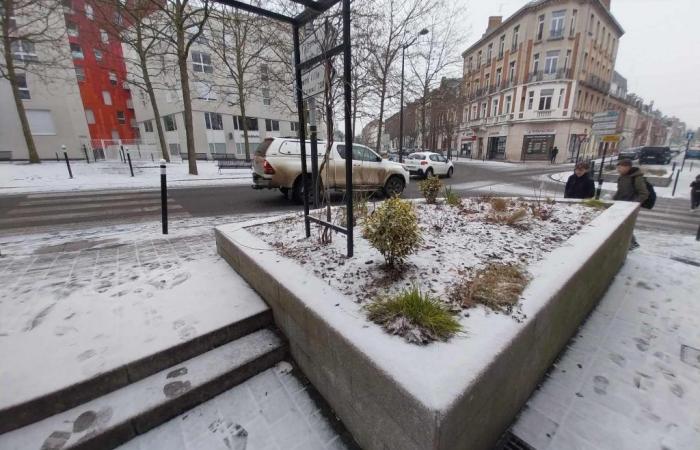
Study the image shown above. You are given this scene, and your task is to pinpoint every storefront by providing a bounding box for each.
[487,136,507,160]
[521,133,555,160]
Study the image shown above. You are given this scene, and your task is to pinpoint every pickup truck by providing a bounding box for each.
[251,137,410,203]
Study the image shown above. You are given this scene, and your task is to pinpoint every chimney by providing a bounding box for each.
[484,16,502,36]
[600,0,611,9]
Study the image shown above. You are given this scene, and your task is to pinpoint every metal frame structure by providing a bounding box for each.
[215,0,355,256]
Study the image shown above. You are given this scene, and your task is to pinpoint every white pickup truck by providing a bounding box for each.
[252,138,410,203]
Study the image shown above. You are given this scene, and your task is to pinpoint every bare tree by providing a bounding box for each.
[407,1,466,146]
[1,0,67,163]
[148,0,211,174]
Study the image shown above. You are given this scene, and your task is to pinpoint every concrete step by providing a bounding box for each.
[0,310,273,434]
[0,328,286,450]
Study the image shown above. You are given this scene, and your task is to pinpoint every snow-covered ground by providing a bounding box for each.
[513,230,700,450]
[253,199,600,304]
[549,164,700,200]
[0,161,252,195]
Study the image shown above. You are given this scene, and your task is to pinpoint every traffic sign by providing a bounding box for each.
[297,24,338,99]
[687,131,695,141]
[602,135,621,143]
[592,122,618,131]
[592,111,619,123]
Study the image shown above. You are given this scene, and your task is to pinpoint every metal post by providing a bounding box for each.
[671,169,680,196]
[398,45,406,164]
[342,0,354,257]
[160,160,168,234]
[127,148,134,177]
[681,136,690,171]
[293,23,311,238]
[672,162,677,173]
[696,222,700,241]
[595,147,607,199]
[83,144,90,164]
[62,146,73,179]
[120,145,125,163]
[308,96,320,209]
[151,154,154,163]
[55,152,59,162]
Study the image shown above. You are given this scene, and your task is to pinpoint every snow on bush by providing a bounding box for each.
[363,197,422,267]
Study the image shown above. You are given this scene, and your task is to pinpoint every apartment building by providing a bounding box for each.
[460,0,624,161]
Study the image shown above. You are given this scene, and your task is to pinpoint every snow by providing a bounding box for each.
[0,213,273,412]
[452,158,564,171]
[216,200,637,413]
[513,230,700,450]
[0,161,252,195]
[253,199,600,305]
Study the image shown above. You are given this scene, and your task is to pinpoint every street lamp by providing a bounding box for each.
[398,28,429,164]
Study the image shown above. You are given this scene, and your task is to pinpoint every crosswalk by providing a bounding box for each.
[0,189,189,230]
[636,197,699,235]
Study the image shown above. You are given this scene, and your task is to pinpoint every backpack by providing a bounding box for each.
[641,179,656,209]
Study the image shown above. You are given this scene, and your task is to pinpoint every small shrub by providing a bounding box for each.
[419,175,442,204]
[582,198,608,209]
[506,208,528,225]
[490,197,508,211]
[487,207,529,228]
[444,186,462,207]
[450,264,529,316]
[366,287,462,344]
[363,197,422,267]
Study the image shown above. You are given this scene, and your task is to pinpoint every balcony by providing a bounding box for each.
[582,74,611,93]
[527,68,573,83]
[536,110,553,119]
[548,29,564,40]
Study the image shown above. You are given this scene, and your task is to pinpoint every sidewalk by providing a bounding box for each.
[512,230,700,450]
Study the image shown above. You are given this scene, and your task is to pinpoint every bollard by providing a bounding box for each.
[671,169,681,196]
[120,145,125,163]
[83,145,90,164]
[672,162,676,173]
[55,152,59,162]
[151,154,154,163]
[160,160,168,235]
[697,222,700,241]
[126,148,134,177]
[62,146,73,179]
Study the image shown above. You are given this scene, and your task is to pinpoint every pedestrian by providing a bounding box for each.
[613,159,649,250]
[691,174,700,210]
[550,146,559,164]
[565,162,595,199]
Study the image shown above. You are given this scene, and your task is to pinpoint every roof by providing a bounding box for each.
[461,0,625,58]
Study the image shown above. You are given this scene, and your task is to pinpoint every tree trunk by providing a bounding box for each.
[139,49,169,162]
[177,33,197,175]
[375,79,387,154]
[3,29,40,163]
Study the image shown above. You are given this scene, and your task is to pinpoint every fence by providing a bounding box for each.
[89,139,182,163]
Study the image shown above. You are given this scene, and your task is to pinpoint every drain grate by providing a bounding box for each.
[681,344,700,369]
[494,431,536,450]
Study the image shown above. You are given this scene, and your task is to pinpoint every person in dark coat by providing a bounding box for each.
[549,146,559,164]
[613,159,649,249]
[565,162,595,199]
[691,174,700,210]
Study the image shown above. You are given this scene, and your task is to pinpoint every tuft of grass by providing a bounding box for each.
[506,208,528,225]
[645,168,667,177]
[490,197,508,211]
[366,287,462,344]
[450,264,529,315]
[444,186,463,207]
[582,198,609,209]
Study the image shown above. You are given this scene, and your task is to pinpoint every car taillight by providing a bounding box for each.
[263,160,275,174]
[420,161,428,165]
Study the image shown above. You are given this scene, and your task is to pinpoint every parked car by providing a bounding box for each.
[402,152,454,178]
[639,146,672,165]
[618,147,641,160]
[252,138,410,203]
[685,149,700,160]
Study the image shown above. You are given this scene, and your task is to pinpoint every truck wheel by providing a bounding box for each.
[280,187,289,199]
[384,176,405,197]
[446,167,454,178]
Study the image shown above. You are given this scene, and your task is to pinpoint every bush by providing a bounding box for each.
[450,264,528,316]
[490,197,507,211]
[366,287,462,344]
[363,197,422,267]
[419,175,442,204]
[444,186,462,207]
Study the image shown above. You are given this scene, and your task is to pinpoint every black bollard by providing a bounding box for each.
[64,152,73,179]
[83,145,90,164]
[160,161,168,234]
[127,150,134,177]
[671,169,681,196]
[55,152,59,162]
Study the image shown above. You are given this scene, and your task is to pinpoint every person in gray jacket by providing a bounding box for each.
[613,159,648,249]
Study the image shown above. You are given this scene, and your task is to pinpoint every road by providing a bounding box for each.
[0,161,696,236]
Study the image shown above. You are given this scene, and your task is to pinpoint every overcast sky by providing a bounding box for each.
[463,0,700,129]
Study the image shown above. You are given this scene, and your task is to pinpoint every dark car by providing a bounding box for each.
[639,146,672,165]
[618,147,641,160]
[686,149,700,160]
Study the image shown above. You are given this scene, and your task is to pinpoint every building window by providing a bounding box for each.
[262,88,271,106]
[192,51,213,73]
[596,20,600,42]
[492,98,499,116]
[144,120,153,132]
[484,74,490,89]
[100,29,109,43]
[550,10,565,38]
[114,12,123,25]
[511,25,519,50]
[109,72,117,85]
[70,43,83,59]
[533,53,540,73]
[505,95,512,114]
[558,88,565,108]
[94,49,103,61]
[498,35,505,59]
[102,90,112,105]
[265,119,280,132]
[75,66,85,82]
[583,52,588,72]
[233,116,258,131]
[589,14,594,33]
[486,43,492,61]
[468,56,473,71]
[116,111,125,124]
[477,51,482,68]
[16,73,30,99]
[163,114,177,131]
[290,121,300,132]
[67,22,78,37]
[195,82,217,101]
[527,91,534,110]
[508,61,516,82]
[85,3,93,19]
[544,50,559,74]
[62,0,73,13]
[204,112,223,130]
[260,64,269,82]
[495,68,502,87]
[26,110,56,135]
[208,142,226,154]
[570,9,577,37]
[564,49,571,70]
[538,89,553,110]
[537,15,545,40]
[85,109,95,124]
[11,40,37,61]
[480,102,487,118]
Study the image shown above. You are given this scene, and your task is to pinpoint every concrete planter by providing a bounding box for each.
[215,201,639,450]
[602,172,672,187]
